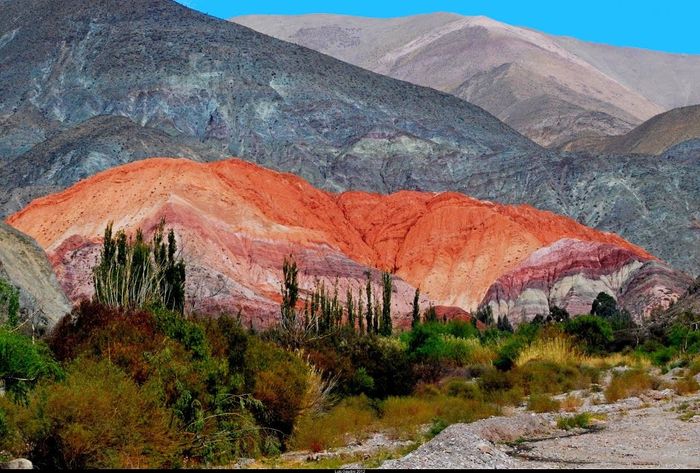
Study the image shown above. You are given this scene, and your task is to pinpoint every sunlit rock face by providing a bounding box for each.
[0,222,71,332]
[482,239,692,324]
[9,157,685,327]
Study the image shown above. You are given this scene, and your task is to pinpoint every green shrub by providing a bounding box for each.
[244,338,310,437]
[444,378,483,400]
[0,277,20,327]
[19,358,182,469]
[556,412,592,430]
[478,367,513,393]
[428,418,449,437]
[0,327,62,400]
[563,315,613,354]
[650,346,677,367]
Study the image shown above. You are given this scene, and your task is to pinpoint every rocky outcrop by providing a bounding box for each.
[0,221,71,332]
[481,239,691,323]
[7,158,680,326]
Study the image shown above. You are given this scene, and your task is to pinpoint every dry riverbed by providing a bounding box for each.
[227,369,700,469]
[381,371,700,469]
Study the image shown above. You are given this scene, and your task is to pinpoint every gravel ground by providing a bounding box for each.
[381,390,700,469]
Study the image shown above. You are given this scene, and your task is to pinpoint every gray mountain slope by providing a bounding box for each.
[0,221,71,332]
[563,104,700,156]
[233,13,700,147]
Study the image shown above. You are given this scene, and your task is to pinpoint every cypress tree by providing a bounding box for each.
[497,314,514,333]
[424,304,437,323]
[411,287,421,329]
[281,255,299,329]
[365,272,373,335]
[346,288,355,331]
[373,297,380,334]
[380,271,393,336]
[475,305,494,327]
[357,288,365,335]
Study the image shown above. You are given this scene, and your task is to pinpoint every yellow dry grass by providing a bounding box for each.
[515,336,587,367]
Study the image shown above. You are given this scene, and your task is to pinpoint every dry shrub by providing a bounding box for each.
[688,358,700,377]
[432,397,498,424]
[289,396,376,452]
[586,352,651,370]
[20,358,181,468]
[604,369,660,403]
[379,395,498,439]
[560,394,583,412]
[48,301,164,383]
[380,396,436,437]
[512,361,598,396]
[527,393,561,413]
[673,376,700,396]
[515,336,586,367]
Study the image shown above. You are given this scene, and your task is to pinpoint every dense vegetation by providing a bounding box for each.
[1,225,699,468]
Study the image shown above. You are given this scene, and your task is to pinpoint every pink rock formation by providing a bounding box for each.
[7,157,677,327]
[482,239,691,324]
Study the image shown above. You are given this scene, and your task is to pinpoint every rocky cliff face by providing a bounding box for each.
[482,239,691,324]
[1,0,698,279]
[0,222,71,332]
[7,158,686,326]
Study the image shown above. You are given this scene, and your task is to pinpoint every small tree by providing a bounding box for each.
[357,287,365,334]
[563,315,614,354]
[497,314,514,333]
[365,272,373,334]
[380,272,392,336]
[0,277,20,328]
[281,255,299,331]
[548,305,570,323]
[424,304,438,323]
[591,292,618,318]
[475,304,494,327]
[93,221,185,313]
[346,288,355,332]
[373,297,380,334]
[411,288,421,329]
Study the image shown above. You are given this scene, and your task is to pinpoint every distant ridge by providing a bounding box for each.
[233,13,700,147]
[562,105,700,155]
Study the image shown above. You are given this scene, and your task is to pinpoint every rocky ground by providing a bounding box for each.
[381,371,700,469]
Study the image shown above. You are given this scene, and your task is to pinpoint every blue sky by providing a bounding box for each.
[176,0,700,55]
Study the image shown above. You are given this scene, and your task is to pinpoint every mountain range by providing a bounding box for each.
[7,158,689,326]
[0,0,698,326]
[233,13,700,148]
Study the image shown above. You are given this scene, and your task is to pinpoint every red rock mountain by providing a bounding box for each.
[6,158,687,326]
